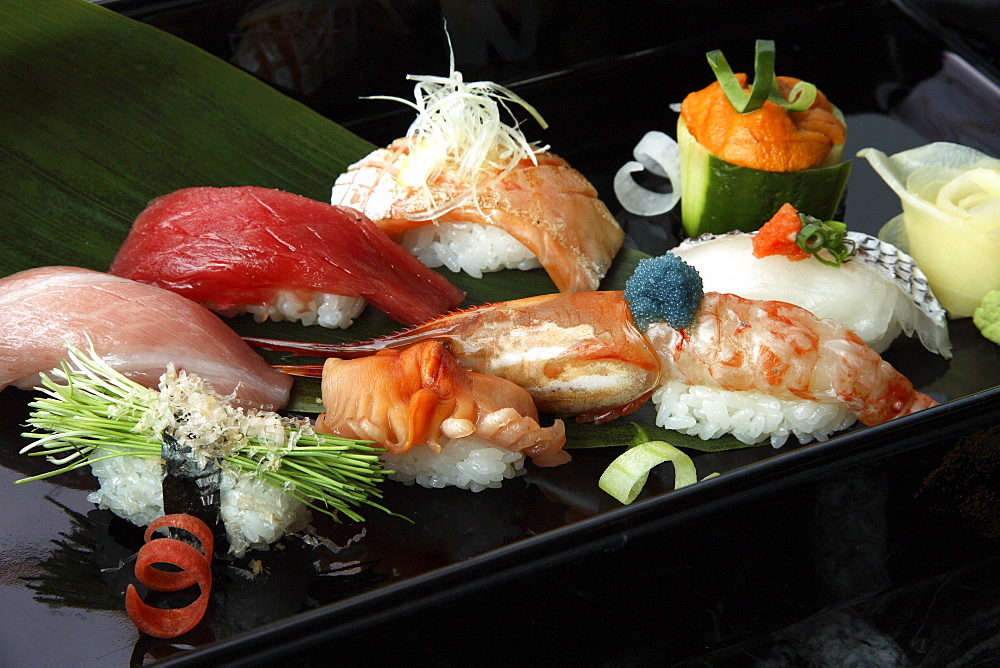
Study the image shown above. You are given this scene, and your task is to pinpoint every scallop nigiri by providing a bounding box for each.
[314,340,568,491]
[0,266,291,408]
[672,203,952,357]
[110,186,465,328]
[330,65,624,292]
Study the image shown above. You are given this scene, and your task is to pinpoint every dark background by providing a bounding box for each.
[69,1,1000,664]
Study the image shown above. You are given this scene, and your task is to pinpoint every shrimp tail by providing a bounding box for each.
[244,337,376,358]
[272,364,324,377]
[252,292,662,420]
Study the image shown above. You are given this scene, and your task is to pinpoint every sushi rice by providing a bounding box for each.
[652,380,858,448]
[222,291,366,329]
[398,222,541,278]
[381,437,527,492]
[87,456,311,557]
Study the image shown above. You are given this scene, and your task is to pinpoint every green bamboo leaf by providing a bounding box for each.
[0,0,757,457]
[563,405,749,452]
[0,0,374,276]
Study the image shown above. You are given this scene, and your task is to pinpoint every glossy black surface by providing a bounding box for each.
[3,0,999,665]
[184,398,1000,666]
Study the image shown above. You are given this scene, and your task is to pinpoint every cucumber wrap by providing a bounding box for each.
[677,116,851,237]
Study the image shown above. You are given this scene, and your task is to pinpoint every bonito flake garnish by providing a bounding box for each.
[137,365,311,473]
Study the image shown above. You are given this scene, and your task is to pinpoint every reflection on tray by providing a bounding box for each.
[894,51,1000,155]
[24,497,387,664]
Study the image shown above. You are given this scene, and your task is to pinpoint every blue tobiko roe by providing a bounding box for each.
[623,252,704,331]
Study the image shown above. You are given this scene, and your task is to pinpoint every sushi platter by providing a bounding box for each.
[1,0,999,664]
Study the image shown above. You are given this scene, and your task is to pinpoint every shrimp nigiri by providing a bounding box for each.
[110,186,465,328]
[251,254,937,447]
[315,340,568,491]
[330,65,624,293]
[642,292,937,445]
[257,291,663,423]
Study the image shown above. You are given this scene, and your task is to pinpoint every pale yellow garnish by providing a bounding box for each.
[859,142,1000,318]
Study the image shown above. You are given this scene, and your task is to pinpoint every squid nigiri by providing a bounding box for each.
[0,266,291,408]
[672,203,952,358]
[110,186,465,328]
[330,65,624,292]
[314,340,568,491]
[251,254,937,447]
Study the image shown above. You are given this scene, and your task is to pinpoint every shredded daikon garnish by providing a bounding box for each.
[367,45,548,220]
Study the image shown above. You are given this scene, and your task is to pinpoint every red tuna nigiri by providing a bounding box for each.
[110,186,466,327]
[0,266,292,408]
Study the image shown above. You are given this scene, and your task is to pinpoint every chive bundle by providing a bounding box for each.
[18,344,392,523]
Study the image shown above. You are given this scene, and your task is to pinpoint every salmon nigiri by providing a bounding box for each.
[330,65,624,293]
[0,266,291,408]
[110,186,465,328]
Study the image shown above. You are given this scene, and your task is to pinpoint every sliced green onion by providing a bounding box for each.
[599,440,709,505]
[706,39,817,114]
[796,213,857,266]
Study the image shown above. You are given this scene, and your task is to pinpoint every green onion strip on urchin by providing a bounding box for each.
[706,39,817,114]
[18,343,393,523]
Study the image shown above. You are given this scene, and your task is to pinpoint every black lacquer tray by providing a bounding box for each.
[2,0,998,665]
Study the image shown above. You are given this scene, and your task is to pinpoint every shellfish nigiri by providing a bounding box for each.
[0,266,291,408]
[110,186,465,328]
[257,291,664,423]
[314,340,568,491]
[330,66,624,292]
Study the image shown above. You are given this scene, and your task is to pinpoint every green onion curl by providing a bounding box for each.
[706,39,817,114]
[797,213,857,266]
[599,438,716,505]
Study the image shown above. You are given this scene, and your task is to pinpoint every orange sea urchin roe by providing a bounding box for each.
[753,202,810,260]
[681,74,846,172]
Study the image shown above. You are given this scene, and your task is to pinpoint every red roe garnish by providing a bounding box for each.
[125,514,214,639]
[752,202,810,261]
